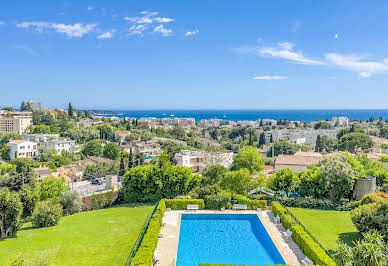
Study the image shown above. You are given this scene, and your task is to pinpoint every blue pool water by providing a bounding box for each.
[176,214,285,266]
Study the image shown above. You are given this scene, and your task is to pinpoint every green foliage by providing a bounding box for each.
[267,140,299,157]
[164,199,205,209]
[32,125,51,134]
[357,192,388,206]
[201,164,227,186]
[334,230,388,266]
[81,140,103,157]
[350,201,388,241]
[278,197,355,211]
[97,124,115,140]
[0,132,22,147]
[32,200,63,228]
[271,201,287,217]
[290,224,336,265]
[63,127,99,144]
[338,132,374,153]
[314,120,333,129]
[60,190,82,215]
[297,166,329,198]
[281,214,297,230]
[19,185,38,218]
[221,169,252,195]
[0,187,23,239]
[232,146,264,174]
[82,162,117,180]
[381,183,388,193]
[103,143,120,160]
[37,176,68,201]
[204,191,231,209]
[82,191,119,211]
[1,144,10,161]
[319,155,355,202]
[269,168,299,196]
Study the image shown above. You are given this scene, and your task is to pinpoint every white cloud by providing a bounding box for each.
[124,11,173,24]
[154,24,172,37]
[0,21,5,25]
[325,53,388,77]
[16,22,96,38]
[334,33,339,39]
[88,6,94,11]
[253,75,287,80]
[154,17,174,23]
[128,24,148,35]
[185,29,199,36]
[97,31,114,39]
[247,42,325,65]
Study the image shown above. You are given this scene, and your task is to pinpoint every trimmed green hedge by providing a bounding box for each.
[280,213,297,230]
[248,199,267,210]
[130,200,165,266]
[272,201,287,217]
[290,224,336,266]
[164,199,205,209]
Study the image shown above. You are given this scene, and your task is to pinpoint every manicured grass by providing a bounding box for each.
[287,207,361,253]
[0,204,154,265]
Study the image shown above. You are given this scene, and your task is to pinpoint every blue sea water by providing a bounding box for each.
[98,109,388,123]
[176,214,285,266]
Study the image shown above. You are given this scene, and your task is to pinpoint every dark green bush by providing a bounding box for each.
[281,214,297,230]
[60,190,82,215]
[272,201,287,217]
[277,197,354,211]
[204,191,231,209]
[164,199,205,209]
[381,183,388,193]
[82,191,119,211]
[32,200,63,228]
[248,199,267,210]
[291,224,336,266]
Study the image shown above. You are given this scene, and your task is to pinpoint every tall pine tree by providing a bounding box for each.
[68,102,73,118]
[128,148,134,169]
[315,134,322,152]
[259,132,266,147]
[119,156,126,176]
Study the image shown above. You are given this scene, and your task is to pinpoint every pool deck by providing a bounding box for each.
[155,209,305,266]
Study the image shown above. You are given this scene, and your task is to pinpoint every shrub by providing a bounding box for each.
[381,183,388,193]
[60,190,82,215]
[204,191,231,209]
[164,199,205,210]
[248,199,267,210]
[232,194,250,205]
[359,192,388,205]
[277,197,355,211]
[32,201,63,228]
[82,191,119,211]
[351,201,388,240]
[291,224,336,265]
[281,214,297,230]
[272,201,287,217]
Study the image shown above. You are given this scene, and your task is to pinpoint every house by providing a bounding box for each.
[78,156,114,166]
[53,164,86,182]
[115,130,131,141]
[120,141,161,156]
[34,167,53,179]
[0,111,32,134]
[275,154,322,173]
[23,134,77,154]
[175,150,234,174]
[294,151,323,158]
[7,140,38,160]
[271,128,340,145]
[263,165,275,176]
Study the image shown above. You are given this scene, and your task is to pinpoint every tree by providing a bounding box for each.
[103,143,120,160]
[221,169,252,195]
[248,128,255,146]
[0,144,10,161]
[32,125,51,134]
[338,133,374,153]
[128,148,135,169]
[319,155,355,202]
[119,156,126,176]
[169,125,185,139]
[97,124,114,140]
[37,176,68,201]
[9,158,37,190]
[258,132,266,147]
[37,147,56,162]
[315,134,322,152]
[68,103,73,118]
[232,146,264,174]
[269,168,299,196]
[60,190,82,215]
[0,187,23,239]
[32,200,63,228]
[314,120,333,129]
[297,166,329,198]
[319,135,338,153]
[19,185,38,218]
[82,140,103,157]
[82,162,117,180]
[201,165,227,186]
[267,140,299,157]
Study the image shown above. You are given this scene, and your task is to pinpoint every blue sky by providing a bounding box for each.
[1,0,388,109]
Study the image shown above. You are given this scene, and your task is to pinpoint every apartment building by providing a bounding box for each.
[175,150,234,173]
[270,128,340,145]
[7,140,38,160]
[0,111,32,134]
[23,134,78,154]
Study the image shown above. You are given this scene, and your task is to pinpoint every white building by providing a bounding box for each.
[199,119,222,127]
[23,134,77,154]
[271,129,340,145]
[7,140,38,160]
[331,116,349,126]
[0,111,32,134]
[175,150,234,173]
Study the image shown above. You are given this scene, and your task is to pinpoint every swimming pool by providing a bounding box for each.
[176,214,285,266]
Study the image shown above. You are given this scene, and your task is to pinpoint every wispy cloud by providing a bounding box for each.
[291,21,301,32]
[334,33,339,39]
[0,21,5,25]
[16,45,38,56]
[242,42,324,65]
[185,29,199,36]
[16,22,96,38]
[325,53,388,77]
[154,24,172,37]
[87,6,94,11]
[128,24,148,35]
[97,31,114,39]
[124,11,174,24]
[253,75,287,80]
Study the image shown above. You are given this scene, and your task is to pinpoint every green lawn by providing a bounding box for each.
[287,207,361,253]
[0,204,153,265]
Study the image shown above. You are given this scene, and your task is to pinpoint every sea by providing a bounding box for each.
[94,109,388,123]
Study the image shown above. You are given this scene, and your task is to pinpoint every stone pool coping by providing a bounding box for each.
[155,210,305,266]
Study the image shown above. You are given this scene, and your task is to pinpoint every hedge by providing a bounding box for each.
[232,194,267,210]
[277,197,354,211]
[82,191,119,211]
[290,224,336,266]
[164,199,205,210]
[280,214,297,230]
[272,201,287,217]
[130,200,165,266]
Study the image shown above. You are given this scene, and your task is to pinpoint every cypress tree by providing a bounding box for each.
[259,132,266,147]
[128,148,134,169]
[270,134,273,143]
[68,103,73,118]
[315,134,322,152]
[119,156,126,176]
